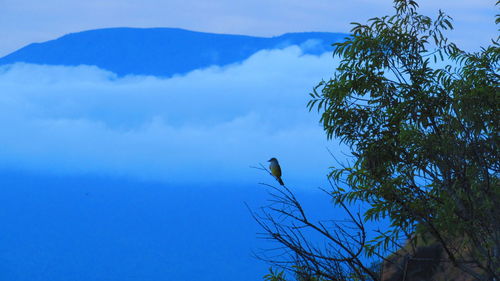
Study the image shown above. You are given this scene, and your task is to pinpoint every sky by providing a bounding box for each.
[1,0,498,57]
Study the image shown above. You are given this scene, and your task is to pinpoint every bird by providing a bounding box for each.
[268,157,284,186]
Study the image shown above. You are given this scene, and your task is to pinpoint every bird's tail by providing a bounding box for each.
[278,178,284,186]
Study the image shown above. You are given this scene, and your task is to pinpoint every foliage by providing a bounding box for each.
[259,0,499,280]
[307,0,499,279]
[263,266,329,281]
[264,268,287,281]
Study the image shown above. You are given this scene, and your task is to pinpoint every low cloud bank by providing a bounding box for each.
[0,47,344,186]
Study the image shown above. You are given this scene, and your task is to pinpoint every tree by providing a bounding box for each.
[255,0,499,280]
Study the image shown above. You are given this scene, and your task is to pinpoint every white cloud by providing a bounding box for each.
[0,47,345,187]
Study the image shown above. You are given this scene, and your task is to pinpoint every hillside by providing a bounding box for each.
[0,27,346,76]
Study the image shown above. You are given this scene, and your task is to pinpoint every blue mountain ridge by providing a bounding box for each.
[0,27,347,77]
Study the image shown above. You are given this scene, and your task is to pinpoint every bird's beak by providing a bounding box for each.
[267,159,271,162]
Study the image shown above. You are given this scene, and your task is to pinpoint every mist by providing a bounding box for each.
[0,46,344,187]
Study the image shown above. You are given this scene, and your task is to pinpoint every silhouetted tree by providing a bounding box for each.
[254,0,499,280]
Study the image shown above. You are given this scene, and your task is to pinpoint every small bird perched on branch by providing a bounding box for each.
[268,157,284,186]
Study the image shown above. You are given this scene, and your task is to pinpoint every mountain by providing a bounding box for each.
[0,27,346,77]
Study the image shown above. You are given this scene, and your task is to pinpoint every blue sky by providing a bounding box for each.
[1,0,497,57]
